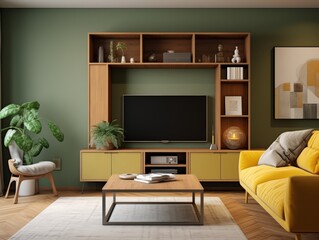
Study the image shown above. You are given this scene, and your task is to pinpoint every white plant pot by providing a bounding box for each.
[19,179,36,196]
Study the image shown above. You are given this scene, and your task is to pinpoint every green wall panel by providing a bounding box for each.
[1,8,319,188]
[111,68,214,149]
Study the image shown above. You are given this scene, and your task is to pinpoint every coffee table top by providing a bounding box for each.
[103,174,203,192]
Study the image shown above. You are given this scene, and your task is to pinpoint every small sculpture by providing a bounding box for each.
[231,46,241,63]
[215,44,224,62]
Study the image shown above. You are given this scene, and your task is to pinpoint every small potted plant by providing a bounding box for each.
[116,42,127,63]
[90,120,124,150]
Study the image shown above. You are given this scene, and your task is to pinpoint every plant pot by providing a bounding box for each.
[104,142,114,150]
[19,179,36,196]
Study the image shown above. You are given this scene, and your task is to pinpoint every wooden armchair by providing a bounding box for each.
[5,159,58,204]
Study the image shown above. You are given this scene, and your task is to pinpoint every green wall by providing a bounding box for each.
[111,68,214,149]
[1,9,319,188]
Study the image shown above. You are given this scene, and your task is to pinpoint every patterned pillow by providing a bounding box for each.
[258,129,313,167]
[296,131,319,174]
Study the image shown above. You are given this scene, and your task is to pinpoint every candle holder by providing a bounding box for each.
[223,126,246,149]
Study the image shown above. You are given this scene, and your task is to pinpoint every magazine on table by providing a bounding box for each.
[134,173,176,184]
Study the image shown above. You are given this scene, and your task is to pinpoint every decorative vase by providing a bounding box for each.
[19,179,36,196]
[108,41,116,63]
[121,56,126,63]
[98,46,104,62]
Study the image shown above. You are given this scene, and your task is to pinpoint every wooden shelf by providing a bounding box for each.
[87,32,250,152]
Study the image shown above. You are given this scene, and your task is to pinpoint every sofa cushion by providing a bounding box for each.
[257,178,288,219]
[258,129,313,167]
[240,165,311,193]
[297,131,319,174]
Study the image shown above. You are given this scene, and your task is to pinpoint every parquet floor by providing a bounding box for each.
[1,190,319,240]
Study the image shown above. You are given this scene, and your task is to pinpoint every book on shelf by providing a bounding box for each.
[226,67,244,80]
[134,173,176,184]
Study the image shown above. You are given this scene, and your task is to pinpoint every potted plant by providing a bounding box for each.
[90,120,124,150]
[0,101,64,196]
[0,101,64,165]
[116,41,127,63]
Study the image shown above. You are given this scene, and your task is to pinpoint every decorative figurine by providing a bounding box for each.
[231,46,241,63]
[215,44,225,62]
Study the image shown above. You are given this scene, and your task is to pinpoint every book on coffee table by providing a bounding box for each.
[134,173,176,184]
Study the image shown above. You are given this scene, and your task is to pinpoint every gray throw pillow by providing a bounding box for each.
[258,129,313,167]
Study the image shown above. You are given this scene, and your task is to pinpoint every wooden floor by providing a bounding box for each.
[1,190,319,240]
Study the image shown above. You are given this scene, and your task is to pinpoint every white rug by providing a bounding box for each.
[10,196,247,240]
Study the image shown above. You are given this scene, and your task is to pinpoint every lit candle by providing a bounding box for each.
[229,133,239,140]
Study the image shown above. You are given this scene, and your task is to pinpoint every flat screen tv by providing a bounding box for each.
[122,95,208,142]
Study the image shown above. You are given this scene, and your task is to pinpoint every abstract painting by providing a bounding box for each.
[274,47,319,119]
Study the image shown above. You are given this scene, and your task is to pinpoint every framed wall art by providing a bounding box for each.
[225,96,242,115]
[274,47,319,119]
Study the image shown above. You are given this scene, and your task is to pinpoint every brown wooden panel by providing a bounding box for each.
[88,64,109,144]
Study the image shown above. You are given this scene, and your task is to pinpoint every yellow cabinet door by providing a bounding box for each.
[111,153,142,174]
[220,153,240,180]
[190,153,220,180]
[80,152,111,181]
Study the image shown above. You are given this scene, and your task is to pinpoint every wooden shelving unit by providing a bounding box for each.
[88,32,250,150]
[84,32,250,182]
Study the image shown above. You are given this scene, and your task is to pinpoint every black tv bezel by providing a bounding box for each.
[122,94,208,143]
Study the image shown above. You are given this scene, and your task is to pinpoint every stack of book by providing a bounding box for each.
[134,173,176,184]
[226,67,244,80]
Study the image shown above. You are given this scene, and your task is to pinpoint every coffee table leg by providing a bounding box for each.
[200,191,204,224]
[102,191,106,225]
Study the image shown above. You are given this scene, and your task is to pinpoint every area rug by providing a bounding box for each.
[10,196,247,240]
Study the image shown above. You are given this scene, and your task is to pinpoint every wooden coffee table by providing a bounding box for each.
[102,174,204,225]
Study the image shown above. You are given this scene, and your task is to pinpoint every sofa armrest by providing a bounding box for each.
[239,150,265,171]
[285,176,319,232]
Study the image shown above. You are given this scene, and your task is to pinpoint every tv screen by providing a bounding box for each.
[122,95,208,142]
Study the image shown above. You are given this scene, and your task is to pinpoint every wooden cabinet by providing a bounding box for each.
[80,149,240,182]
[220,153,240,180]
[189,152,240,181]
[80,150,142,182]
[190,153,220,180]
[88,32,250,150]
[111,153,142,174]
[80,152,111,181]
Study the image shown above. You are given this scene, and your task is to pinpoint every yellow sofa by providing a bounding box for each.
[239,131,319,240]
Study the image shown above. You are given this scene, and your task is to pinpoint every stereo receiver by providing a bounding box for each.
[150,156,178,164]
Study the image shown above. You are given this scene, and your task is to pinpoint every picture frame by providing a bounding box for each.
[225,96,242,115]
[274,47,319,119]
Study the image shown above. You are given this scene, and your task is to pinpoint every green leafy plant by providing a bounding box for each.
[0,101,64,165]
[90,120,124,150]
[116,42,127,56]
